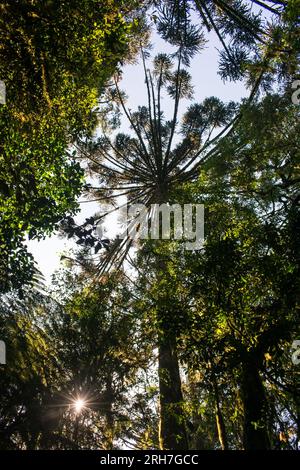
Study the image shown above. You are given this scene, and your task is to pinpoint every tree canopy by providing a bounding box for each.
[0,0,142,292]
[0,0,299,453]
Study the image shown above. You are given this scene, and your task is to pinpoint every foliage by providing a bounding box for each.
[0,0,143,292]
[153,0,299,86]
[0,0,299,452]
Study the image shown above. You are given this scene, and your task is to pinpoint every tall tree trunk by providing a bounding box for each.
[102,375,114,450]
[155,243,188,450]
[240,359,271,449]
[215,404,228,450]
[158,335,189,450]
[294,396,300,450]
[212,380,228,450]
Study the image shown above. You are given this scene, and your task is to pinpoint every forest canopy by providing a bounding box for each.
[0,0,299,452]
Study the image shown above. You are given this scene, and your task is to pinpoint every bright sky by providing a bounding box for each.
[28,28,249,283]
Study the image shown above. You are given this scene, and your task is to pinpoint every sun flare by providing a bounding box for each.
[73,398,85,413]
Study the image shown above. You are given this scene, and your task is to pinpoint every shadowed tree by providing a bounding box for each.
[0,0,145,293]
[75,41,239,448]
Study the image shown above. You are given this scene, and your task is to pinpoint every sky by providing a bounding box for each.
[28,27,249,283]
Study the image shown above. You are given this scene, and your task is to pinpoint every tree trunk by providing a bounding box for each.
[158,336,189,450]
[215,405,228,450]
[209,374,228,450]
[294,396,300,450]
[103,375,114,450]
[240,359,271,449]
[213,381,228,450]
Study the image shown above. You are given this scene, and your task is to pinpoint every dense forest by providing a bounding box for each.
[0,0,299,451]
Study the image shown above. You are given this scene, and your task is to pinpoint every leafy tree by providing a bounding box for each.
[0,288,60,449]
[0,0,143,292]
[0,113,84,292]
[75,45,239,449]
[1,0,298,452]
[0,265,157,449]
[0,0,140,126]
[134,91,299,449]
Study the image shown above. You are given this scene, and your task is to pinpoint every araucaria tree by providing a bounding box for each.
[0,0,299,452]
[77,40,240,448]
